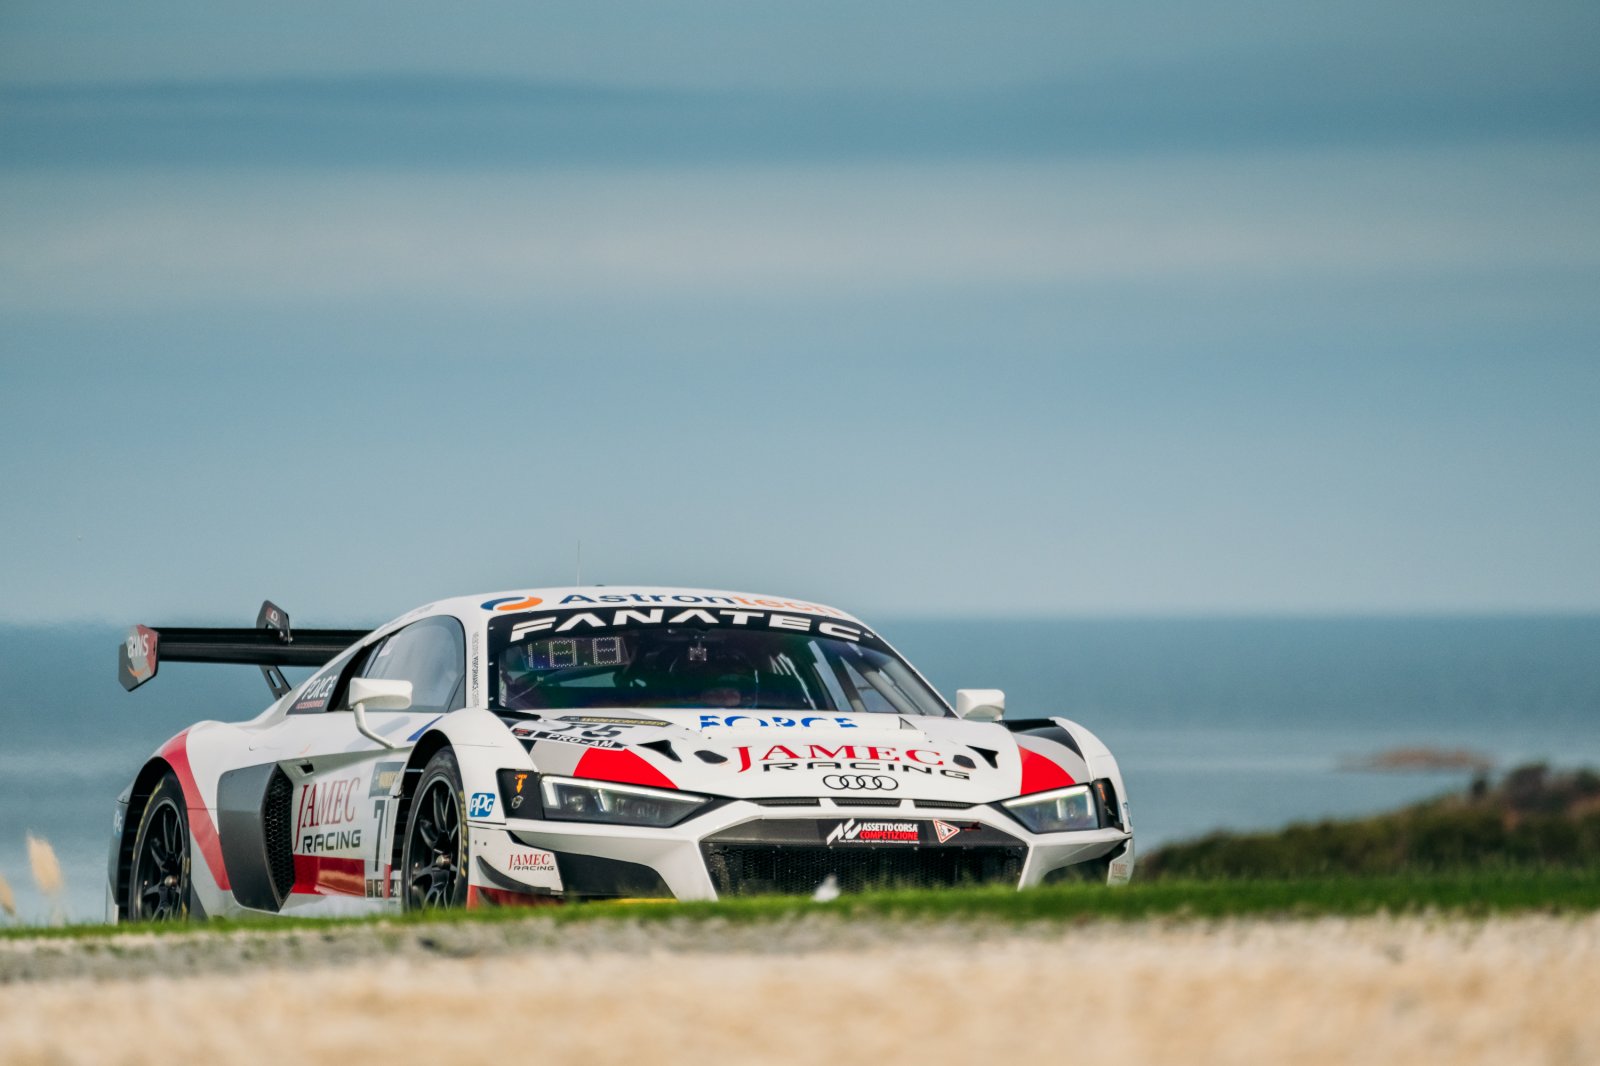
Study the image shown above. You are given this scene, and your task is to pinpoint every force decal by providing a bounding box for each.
[701,715,859,729]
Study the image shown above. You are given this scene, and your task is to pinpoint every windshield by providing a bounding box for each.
[486,607,949,717]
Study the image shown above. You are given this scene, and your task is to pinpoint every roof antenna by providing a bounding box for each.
[576,538,583,587]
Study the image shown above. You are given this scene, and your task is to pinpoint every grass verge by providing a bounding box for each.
[6,869,1600,943]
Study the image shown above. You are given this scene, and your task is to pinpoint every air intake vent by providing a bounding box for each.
[263,767,296,902]
[752,797,822,807]
[703,843,1024,897]
[913,800,975,809]
[830,797,902,808]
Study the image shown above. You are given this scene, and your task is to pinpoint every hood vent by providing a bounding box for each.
[637,739,681,762]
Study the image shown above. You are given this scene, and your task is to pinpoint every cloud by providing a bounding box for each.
[2,145,1596,313]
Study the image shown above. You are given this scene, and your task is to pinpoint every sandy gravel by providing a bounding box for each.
[2,914,1597,1065]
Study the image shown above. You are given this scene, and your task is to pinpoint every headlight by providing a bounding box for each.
[538,775,713,828]
[1000,784,1100,833]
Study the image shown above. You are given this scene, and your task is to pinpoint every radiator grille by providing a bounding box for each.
[702,843,1024,897]
[263,768,296,902]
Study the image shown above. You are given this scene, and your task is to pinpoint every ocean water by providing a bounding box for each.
[2,617,1597,922]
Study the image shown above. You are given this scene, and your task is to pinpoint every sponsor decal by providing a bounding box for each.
[483,595,545,612]
[469,631,481,706]
[822,774,898,791]
[469,792,496,817]
[297,775,362,851]
[507,850,557,874]
[292,672,339,712]
[825,819,919,845]
[364,875,404,900]
[557,715,670,728]
[300,829,361,854]
[933,819,961,843]
[367,761,404,798]
[511,726,624,750]
[703,715,859,730]
[509,609,863,644]
[735,744,970,780]
[124,626,156,681]
[1110,859,1132,880]
[557,592,847,617]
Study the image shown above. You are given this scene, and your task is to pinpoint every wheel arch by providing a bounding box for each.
[113,757,178,922]
[388,731,455,876]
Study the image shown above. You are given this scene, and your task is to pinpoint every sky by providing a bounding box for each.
[1,2,1597,624]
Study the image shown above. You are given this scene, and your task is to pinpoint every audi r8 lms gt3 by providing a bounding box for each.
[109,588,1134,921]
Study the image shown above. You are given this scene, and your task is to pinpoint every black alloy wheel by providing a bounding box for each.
[402,748,470,911]
[127,771,191,922]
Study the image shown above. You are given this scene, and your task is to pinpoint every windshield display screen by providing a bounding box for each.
[486,607,949,717]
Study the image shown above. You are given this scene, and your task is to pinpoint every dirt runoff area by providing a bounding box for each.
[2,913,1597,1066]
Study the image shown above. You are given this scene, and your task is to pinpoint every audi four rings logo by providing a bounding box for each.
[822,774,898,791]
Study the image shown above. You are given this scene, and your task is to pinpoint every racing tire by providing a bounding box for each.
[126,770,192,922]
[402,748,471,911]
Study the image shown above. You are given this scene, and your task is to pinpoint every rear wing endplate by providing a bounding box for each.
[118,600,370,696]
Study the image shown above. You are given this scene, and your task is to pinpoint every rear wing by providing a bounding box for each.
[118,600,370,697]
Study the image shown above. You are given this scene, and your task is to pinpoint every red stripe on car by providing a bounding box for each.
[1017,747,1075,795]
[573,747,678,790]
[471,885,560,908]
[158,731,232,891]
[291,855,365,896]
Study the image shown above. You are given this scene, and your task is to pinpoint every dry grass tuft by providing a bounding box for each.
[25,836,64,922]
[26,836,62,897]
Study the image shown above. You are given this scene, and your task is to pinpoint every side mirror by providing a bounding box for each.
[955,688,1005,722]
[348,677,413,712]
[348,677,412,750]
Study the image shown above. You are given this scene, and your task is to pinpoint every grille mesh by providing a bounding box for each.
[703,843,1024,897]
[263,768,296,902]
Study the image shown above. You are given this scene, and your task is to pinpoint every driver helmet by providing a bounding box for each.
[668,640,759,708]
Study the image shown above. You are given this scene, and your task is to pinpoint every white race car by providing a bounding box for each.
[109,588,1134,921]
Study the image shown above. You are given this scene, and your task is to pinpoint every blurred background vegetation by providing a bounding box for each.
[1144,763,1600,878]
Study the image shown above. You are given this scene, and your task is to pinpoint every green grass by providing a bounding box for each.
[1142,764,1600,879]
[7,869,1600,942]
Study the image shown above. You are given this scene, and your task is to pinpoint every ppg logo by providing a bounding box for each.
[469,792,496,817]
[822,774,898,791]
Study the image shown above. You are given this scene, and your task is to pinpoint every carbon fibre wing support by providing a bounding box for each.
[117,600,370,694]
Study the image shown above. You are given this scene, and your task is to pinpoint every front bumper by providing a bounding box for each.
[470,797,1134,901]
